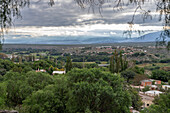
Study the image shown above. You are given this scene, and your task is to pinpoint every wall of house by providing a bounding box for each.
[144,82,152,86]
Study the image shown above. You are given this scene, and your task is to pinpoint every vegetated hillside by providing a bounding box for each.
[128,52,159,62]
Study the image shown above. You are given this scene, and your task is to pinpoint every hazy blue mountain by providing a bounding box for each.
[123,31,170,43]
[5,31,169,44]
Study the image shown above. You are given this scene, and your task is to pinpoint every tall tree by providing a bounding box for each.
[29,54,32,62]
[120,51,124,71]
[65,56,72,73]
[11,54,15,62]
[32,55,35,62]
[109,55,114,73]
[110,50,128,74]
[19,56,22,64]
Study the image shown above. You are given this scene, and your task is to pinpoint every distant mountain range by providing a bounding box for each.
[5,31,170,44]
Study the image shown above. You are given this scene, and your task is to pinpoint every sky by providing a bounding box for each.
[4,0,165,44]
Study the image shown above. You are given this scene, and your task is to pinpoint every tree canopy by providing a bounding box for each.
[66,68,131,113]
[0,67,135,112]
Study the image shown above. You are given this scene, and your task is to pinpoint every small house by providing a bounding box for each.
[52,71,66,75]
[145,90,163,96]
[162,85,170,90]
[98,64,110,67]
[150,85,157,90]
[36,69,46,72]
[141,80,152,86]
[150,79,161,85]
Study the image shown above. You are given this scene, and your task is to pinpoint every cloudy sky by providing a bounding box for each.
[5,0,165,44]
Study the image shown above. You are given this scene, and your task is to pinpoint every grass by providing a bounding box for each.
[137,63,170,71]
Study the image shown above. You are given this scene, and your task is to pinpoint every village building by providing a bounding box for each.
[139,93,154,108]
[150,85,158,90]
[52,71,66,75]
[130,85,144,91]
[145,90,163,96]
[36,69,46,72]
[162,85,170,90]
[141,79,161,86]
[98,64,110,67]
[150,79,161,85]
[141,80,152,86]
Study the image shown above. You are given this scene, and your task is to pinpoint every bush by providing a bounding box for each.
[151,70,170,82]
[160,58,170,63]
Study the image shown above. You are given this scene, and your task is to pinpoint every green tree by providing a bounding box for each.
[65,56,72,73]
[29,55,32,62]
[66,68,131,113]
[129,88,143,110]
[151,70,170,82]
[22,66,33,73]
[11,54,15,62]
[23,89,62,113]
[3,71,54,108]
[0,59,14,71]
[121,70,136,83]
[0,82,7,109]
[22,75,68,113]
[0,69,6,76]
[47,65,54,75]
[110,50,128,74]
[19,56,22,64]
[32,55,35,62]
[109,55,114,73]
[12,66,23,73]
[142,86,150,92]
[115,50,119,73]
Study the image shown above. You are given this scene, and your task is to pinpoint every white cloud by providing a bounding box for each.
[110,32,116,35]
[7,23,163,39]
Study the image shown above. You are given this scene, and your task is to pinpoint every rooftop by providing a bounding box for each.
[145,90,163,95]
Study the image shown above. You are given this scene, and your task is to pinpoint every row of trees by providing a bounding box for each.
[109,50,128,73]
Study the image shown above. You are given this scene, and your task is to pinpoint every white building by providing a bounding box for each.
[36,69,46,72]
[145,90,163,96]
[52,71,66,75]
[162,85,170,90]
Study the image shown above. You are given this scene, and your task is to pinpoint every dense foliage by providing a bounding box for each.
[0,57,168,112]
[151,70,170,82]
[65,56,72,73]
[142,93,170,113]
[109,50,128,73]
[0,63,136,113]
[121,70,136,83]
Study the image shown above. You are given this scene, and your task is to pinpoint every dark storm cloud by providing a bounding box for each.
[13,0,162,27]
